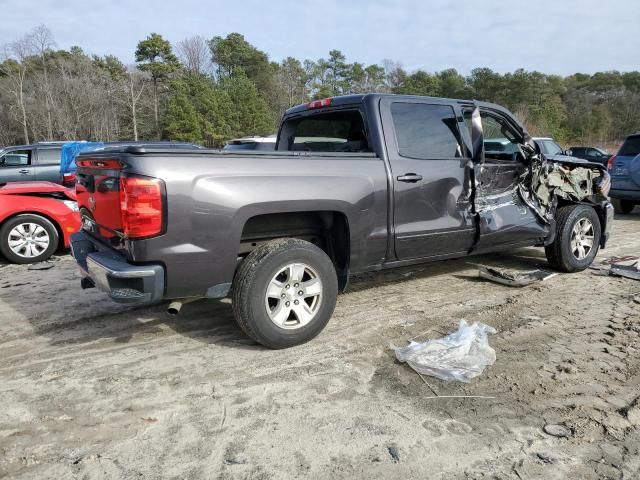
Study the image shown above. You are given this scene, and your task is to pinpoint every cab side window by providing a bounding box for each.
[37,148,61,165]
[0,149,32,167]
[391,103,463,159]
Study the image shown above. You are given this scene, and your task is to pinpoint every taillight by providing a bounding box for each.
[63,172,77,186]
[119,176,164,239]
[607,155,616,171]
[307,98,332,109]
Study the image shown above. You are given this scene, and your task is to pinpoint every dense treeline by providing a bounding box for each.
[1,25,639,148]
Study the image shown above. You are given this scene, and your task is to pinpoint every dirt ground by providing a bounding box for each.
[1,213,639,480]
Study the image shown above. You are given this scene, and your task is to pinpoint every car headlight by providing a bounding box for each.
[63,200,79,212]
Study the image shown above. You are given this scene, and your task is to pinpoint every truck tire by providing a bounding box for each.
[0,214,59,264]
[545,205,601,272]
[232,238,338,349]
[611,198,635,214]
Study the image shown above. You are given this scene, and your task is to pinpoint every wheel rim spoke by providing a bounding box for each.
[302,278,322,297]
[292,303,313,323]
[288,263,305,282]
[270,301,291,326]
[266,280,284,299]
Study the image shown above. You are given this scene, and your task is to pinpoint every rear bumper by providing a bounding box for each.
[70,231,164,304]
[610,189,640,202]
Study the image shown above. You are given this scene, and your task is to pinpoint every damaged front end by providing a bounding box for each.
[517,145,613,246]
[465,103,612,252]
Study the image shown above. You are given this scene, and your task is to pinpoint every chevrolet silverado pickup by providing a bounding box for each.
[70,94,613,348]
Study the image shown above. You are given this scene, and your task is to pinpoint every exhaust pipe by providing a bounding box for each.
[167,297,201,316]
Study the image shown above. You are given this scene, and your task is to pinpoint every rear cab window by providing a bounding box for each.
[277,110,371,153]
[390,103,463,159]
[619,135,640,157]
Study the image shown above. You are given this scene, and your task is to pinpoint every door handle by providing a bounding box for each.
[397,173,423,183]
[19,169,30,174]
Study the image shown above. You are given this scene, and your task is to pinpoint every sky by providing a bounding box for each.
[2,0,638,75]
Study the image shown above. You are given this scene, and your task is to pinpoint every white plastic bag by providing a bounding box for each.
[394,320,497,383]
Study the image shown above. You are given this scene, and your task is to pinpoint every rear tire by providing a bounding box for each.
[612,198,635,214]
[545,205,601,272]
[232,238,338,349]
[0,214,59,264]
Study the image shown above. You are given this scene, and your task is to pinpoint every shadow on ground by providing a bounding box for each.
[0,247,554,351]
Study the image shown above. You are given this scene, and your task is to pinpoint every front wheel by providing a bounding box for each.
[545,205,601,272]
[232,238,338,349]
[0,214,60,264]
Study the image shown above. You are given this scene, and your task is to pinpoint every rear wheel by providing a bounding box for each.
[612,198,635,214]
[0,214,59,264]
[545,205,601,272]
[232,238,338,349]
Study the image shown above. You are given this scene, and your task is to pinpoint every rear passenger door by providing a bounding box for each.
[381,98,476,260]
[0,148,35,183]
[34,147,62,183]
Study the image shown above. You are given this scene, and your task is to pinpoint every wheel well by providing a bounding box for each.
[0,212,64,251]
[240,211,350,290]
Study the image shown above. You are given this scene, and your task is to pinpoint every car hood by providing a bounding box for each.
[544,153,588,164]
[0,181,76,199]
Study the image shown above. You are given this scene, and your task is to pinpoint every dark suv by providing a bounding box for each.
[609,133,640,213]
[0,142,64,184]
[569,147,611,166]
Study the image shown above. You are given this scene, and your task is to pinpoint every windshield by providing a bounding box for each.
[539,140,563,156]
[619,136,640,157]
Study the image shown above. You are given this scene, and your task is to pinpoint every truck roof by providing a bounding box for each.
[284,93,518,119]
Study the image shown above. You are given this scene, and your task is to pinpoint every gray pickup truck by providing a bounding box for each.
[71,94,613,348]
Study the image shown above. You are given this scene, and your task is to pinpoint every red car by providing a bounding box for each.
[0,182,81,264]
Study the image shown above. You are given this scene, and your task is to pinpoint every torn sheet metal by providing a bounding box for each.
[610,262,640,281]
[478,265,558,287]
[517,154,608,224]
[590,257,640,280]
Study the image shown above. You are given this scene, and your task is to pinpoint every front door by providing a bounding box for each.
[381,98,475,260]
[468,107,549,250]
[0,149,35,183]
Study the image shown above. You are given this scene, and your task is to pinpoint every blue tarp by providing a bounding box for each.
[60,141,104,175]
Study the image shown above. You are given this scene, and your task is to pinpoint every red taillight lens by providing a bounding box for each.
[307,98,332,109]
[607,155,616,171]
[119,176,164,239]
[63,172,77,186]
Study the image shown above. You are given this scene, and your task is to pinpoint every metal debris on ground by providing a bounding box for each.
[478,266,558,287]
[609,262,640,281]
[27,262,55,271]
[590,256,640,281]
[393,320,497,383]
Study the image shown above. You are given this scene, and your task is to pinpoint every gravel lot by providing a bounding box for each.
[1,213,639,479]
